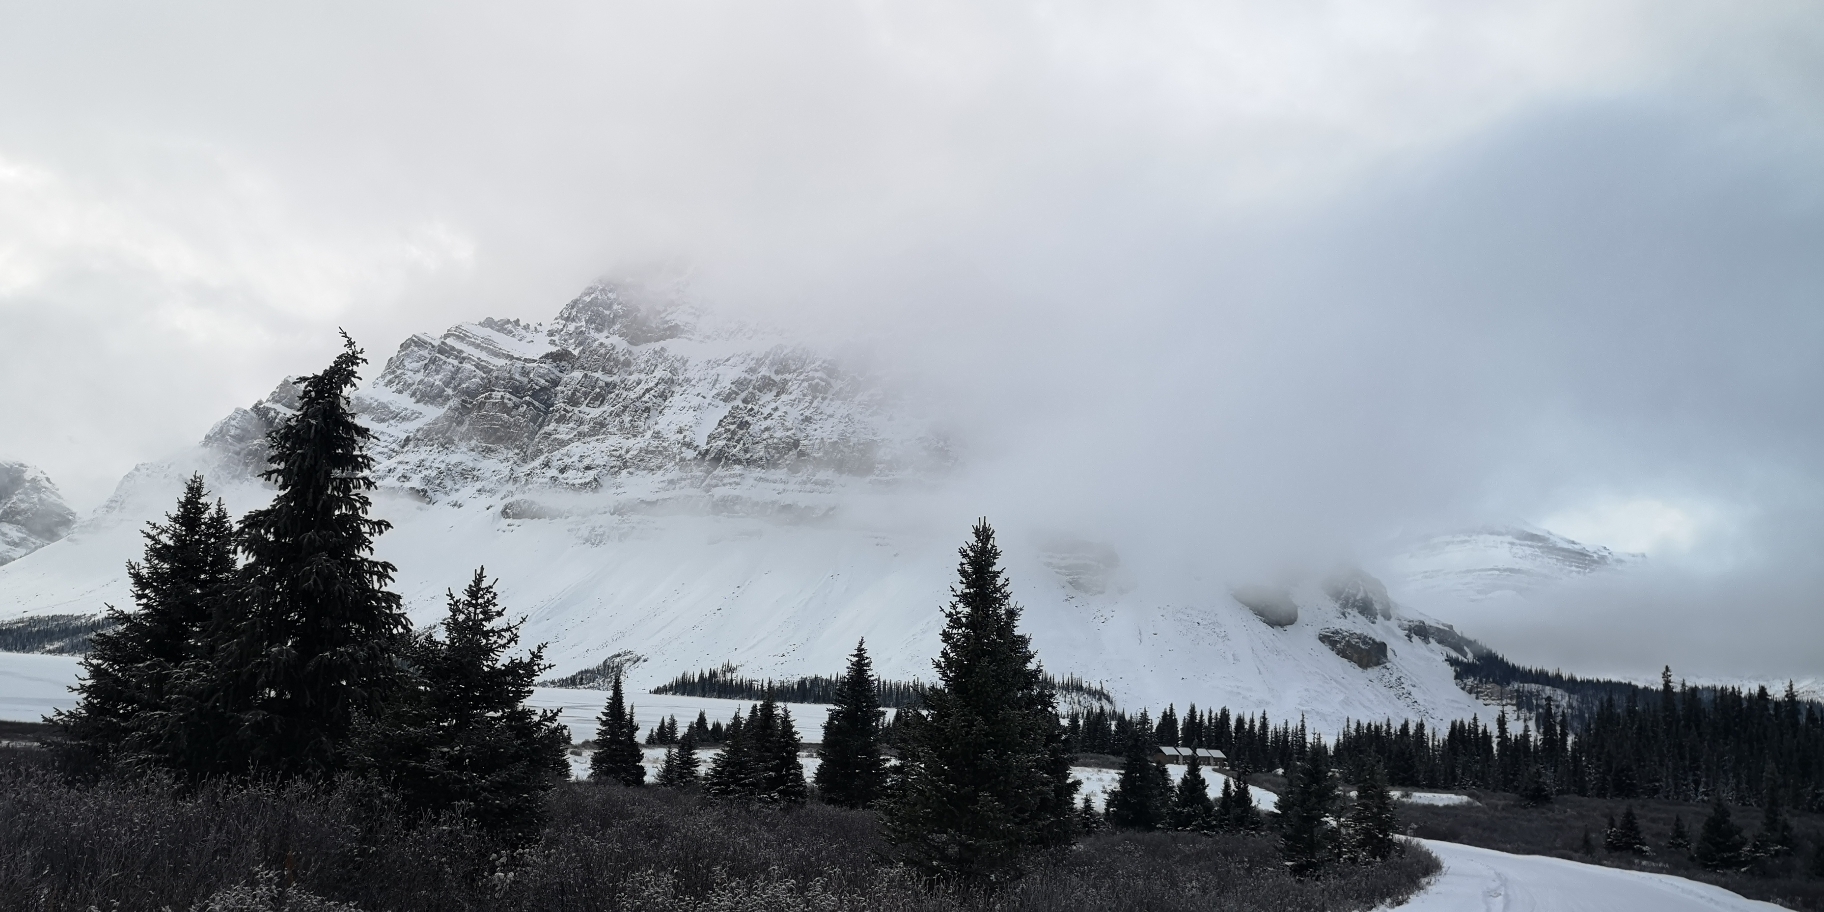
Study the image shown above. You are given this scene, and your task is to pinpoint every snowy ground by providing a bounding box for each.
[1396,789,1478,807]
[0,653,840,745]
[1396,839,1783,912]
[0,652,81,722]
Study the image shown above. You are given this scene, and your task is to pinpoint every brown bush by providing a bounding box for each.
[0,749,1435,912]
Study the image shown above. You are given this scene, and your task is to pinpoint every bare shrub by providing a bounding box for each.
[0,756,1435,912]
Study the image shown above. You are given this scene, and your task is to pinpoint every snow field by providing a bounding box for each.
[0,651,79,723]
[1397,838,1784,911]
[1395,789,1477,807]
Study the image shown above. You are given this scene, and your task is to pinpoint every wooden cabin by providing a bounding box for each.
[1151,745,1227,768]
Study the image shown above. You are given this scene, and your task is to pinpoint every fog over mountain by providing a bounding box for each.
[1,3,1821,683]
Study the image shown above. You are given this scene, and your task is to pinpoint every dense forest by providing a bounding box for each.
[650,663,1112,709]
[1083,667,1824,813]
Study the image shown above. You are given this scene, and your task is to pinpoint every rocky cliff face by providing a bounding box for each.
[0,463,77,567]
[204,282,949,518]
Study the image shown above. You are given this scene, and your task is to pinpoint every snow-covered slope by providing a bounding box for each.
[0,281,1498,731]
[1391,525,1641,601]
[0,462,76,568]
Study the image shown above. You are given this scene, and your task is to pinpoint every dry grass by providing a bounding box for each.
[0,745,1436,912]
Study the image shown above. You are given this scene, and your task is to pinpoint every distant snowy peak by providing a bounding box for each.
[0,462,77,568]
[202,280,950,513]
[1396,525,1642,600]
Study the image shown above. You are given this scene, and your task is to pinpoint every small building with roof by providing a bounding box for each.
[1152,745,1227,768]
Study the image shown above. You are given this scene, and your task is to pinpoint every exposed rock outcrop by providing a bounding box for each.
[1319,628,1389,669]
[0,462,77,567]
[200,281,950,515]
[1325,568,1394,620]
[1398,620,1488,661]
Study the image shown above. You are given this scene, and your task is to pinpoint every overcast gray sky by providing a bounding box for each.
[2,2,1821,680]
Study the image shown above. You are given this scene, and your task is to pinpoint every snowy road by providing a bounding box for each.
[1398,839,1783,912]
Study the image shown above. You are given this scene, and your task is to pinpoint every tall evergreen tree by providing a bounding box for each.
[214,336,409,780]
[1170,755,1216,832]
[704,708,751,795]
[815,639,888,808]
[1666,814,1692,852]
[1343,760,1398,863]
[886,520,1078,882]
[656,730,701,787]
[1280,746,1340,875]
[1751,780,1795,859]
[704,698,806,803]
[355,569,569,840]
[1694,795,1747,871]
[759,700,808,805]
[56,474,237,772]
[1107,725,1169,830]
[1605,806,1649,855]
[1077,794,1105,834]
[1516,762,1553,807]
[1233,773,1262,831]
[589,671,645,786]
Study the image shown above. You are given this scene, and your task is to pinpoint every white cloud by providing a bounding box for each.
[1541,497,1713,557]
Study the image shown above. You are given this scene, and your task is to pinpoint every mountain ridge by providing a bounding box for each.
[0,461,76,569]
[0,281,1504,730]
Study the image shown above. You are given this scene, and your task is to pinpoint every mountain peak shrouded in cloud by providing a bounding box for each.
[0,4,1821,684]
[1392,524,1642,601]
[196,280,951,517]
[0,282,1512,729]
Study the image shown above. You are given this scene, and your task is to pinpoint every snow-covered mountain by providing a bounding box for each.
[1392,525,1641,601]
[0,462,76,568]
[0,281,1500,730]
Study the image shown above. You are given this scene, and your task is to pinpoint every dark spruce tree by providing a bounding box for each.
[216,336,409,781]
[1215,777,1237,830]
[1280,745,1340,875]
[56,474,237,772]
[1604,806,1649,856]
[886,519,1078,882]
[1694,795,1747,871]
[1516,762,1553,807]
[656,730,701,787]
[1169,754,1216,832]
[750,697,808,805]
[1107,724,1169,830]
[704,708,752,796]
[815,639,888,808]
[1750,778,1795,859]
[1666,814,1692,852]
[1077,794,1105,834]
[354,569,570,841]
[1231,776,1262,832]
[1343,760,1398,863]
[589,671,646,786]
